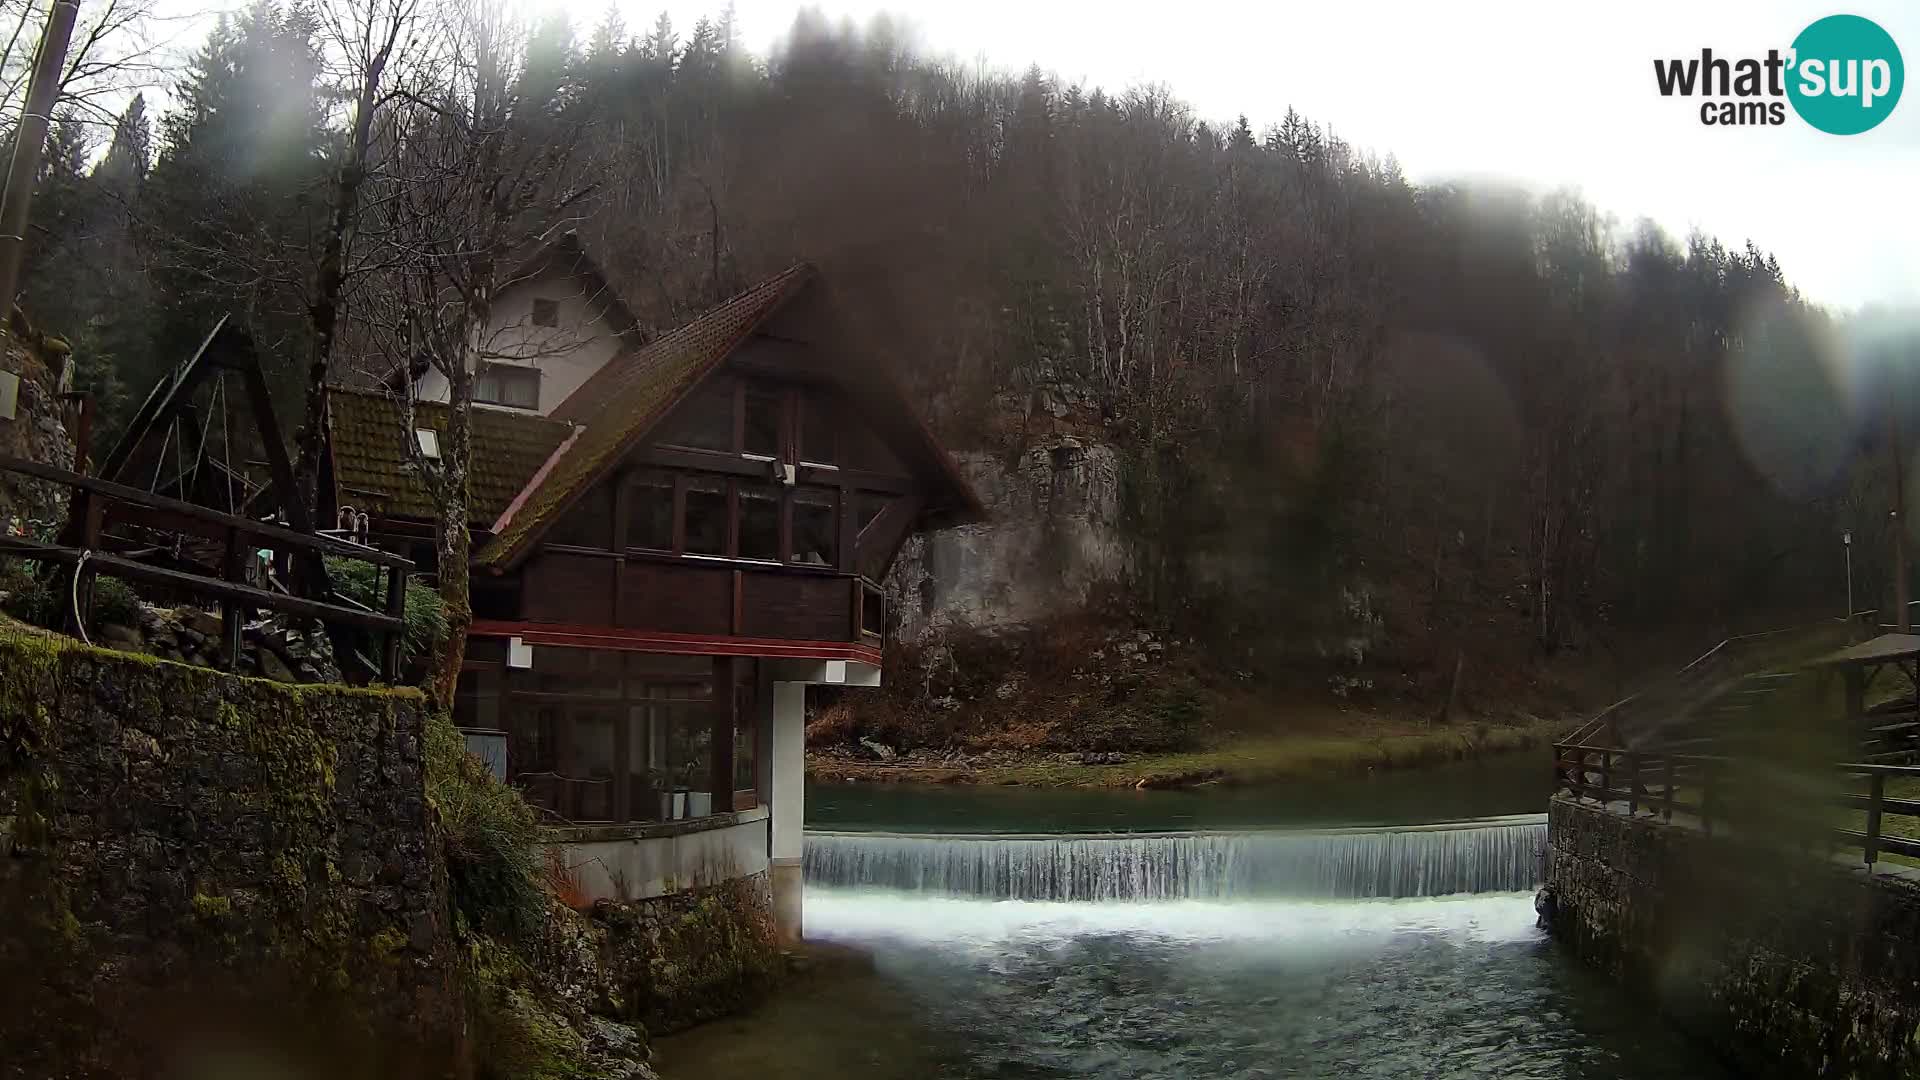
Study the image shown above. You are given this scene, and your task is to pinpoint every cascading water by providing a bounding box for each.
[803,813,1546,901]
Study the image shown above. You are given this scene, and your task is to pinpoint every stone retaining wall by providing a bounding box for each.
[1543,795,1920,1078]
[0,624,454,1078]
[533,872,784,1037]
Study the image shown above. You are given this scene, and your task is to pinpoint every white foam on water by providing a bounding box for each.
[804,888,1543,952]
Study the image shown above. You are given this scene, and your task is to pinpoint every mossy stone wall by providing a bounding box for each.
[530,872,784,1037]
[0,625,455,1077]
[1544,795,1920,1078]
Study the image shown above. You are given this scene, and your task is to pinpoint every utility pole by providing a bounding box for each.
[1895,415,1911,634]
[0,0,81,314]
[1844,530,1854,623]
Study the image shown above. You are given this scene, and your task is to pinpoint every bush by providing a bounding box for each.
[90,577,140,629]
[426,711,544,940]
[327,557,447,663]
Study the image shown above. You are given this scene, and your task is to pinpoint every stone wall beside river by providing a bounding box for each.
[1543,796,1920,1078]
[0,622,455,1077]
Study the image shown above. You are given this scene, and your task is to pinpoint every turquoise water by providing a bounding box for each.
[663,755,1728,1078]
[805,750,1554,833]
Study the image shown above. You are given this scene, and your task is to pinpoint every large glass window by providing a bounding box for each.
[744,388,783,457]
[658,381,735,452]
[684,478,727,555]
[792,488,837,566]
[799,394,837,465]
[548,484,613,549]
[738,482,781,561]
[501,652,740,825]
[627,470,675,551]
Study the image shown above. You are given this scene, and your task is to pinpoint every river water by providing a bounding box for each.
[656,754,1730,1079]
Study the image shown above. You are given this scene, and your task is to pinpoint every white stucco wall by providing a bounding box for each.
[556,807,771,903]
[413,266,625,416]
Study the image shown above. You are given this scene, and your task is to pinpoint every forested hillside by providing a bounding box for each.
[19,3,1918,746]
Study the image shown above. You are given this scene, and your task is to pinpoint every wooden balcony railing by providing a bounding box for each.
[1553,740,1920,870]
[0,453,412,681]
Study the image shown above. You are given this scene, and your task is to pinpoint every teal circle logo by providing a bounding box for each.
[1787,14,1904,134]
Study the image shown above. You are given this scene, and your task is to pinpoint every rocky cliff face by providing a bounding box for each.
[889,438,1128,641]
[0,330,72,533]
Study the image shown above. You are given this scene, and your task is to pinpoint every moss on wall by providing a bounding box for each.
[0,622,455,1077]
[595,873,784,1034]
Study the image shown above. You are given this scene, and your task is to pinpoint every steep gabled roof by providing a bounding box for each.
[477,264,818,567]
[505,229,643,342]
[328,387,575,523]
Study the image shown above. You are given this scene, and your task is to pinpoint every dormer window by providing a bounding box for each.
[531,298,560,328]
[476,363,540,410]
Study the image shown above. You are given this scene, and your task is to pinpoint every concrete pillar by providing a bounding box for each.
[769,680,806,942]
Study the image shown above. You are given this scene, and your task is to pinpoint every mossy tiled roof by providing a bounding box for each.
[476,264,815,567]
[328,388,575,523]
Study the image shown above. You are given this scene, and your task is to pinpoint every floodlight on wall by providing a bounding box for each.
[0,370,18,421]
[508,636,533,669]
[415,428,441,460]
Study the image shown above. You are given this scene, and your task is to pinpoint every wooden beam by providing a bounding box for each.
[0,454,412,568]
[856,494,924,580]
[638,446,913,493]
[0,534,404,632]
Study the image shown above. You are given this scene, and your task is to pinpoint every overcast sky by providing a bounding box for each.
[578,0,1918,313]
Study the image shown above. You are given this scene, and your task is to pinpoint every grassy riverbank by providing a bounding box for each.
[808,716,1562,789]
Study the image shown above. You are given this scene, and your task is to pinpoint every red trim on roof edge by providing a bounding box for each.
[470,620,883,665]
[491,422,585,534]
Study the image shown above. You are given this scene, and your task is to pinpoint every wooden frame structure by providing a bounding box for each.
[0,454,411,680]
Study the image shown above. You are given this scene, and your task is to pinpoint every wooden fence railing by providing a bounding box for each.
[0,453,412,681]
[1553,741,1920,869]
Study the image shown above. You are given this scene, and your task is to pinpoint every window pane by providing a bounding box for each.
[739,482,780,560]
[664,709,713,819]
[734,712,756,793]
[504,369,539,409]
[570,707,617,821]
[531,298,559,328]
[627,470,674,550]
[792,488,837,566]
[627,704,663,823]
[799,393,837,464]
[684,478,726,555]
[477,364,540,409]
[454,668,503,729]
[862,586,885,636]
[659,381,734,451]
[744,388,783,457]
[510,704,564,818]
[548,483,611,548]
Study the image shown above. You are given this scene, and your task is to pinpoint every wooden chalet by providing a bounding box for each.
[322,259,983,932]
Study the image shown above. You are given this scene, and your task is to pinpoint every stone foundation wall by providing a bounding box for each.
[533,872,784,1037]
[0,624,454,1078]
[1543,795,1920,1078]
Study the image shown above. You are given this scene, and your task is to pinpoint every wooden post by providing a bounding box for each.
[220,524,243,672]
[381,560,406,682]
[1600,750,1612,807]
[709,656,738,814]
[1865,772,1885,868]
[1662,755,1676,822]
[71,491,103,633]
[1626,752,1640,816]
